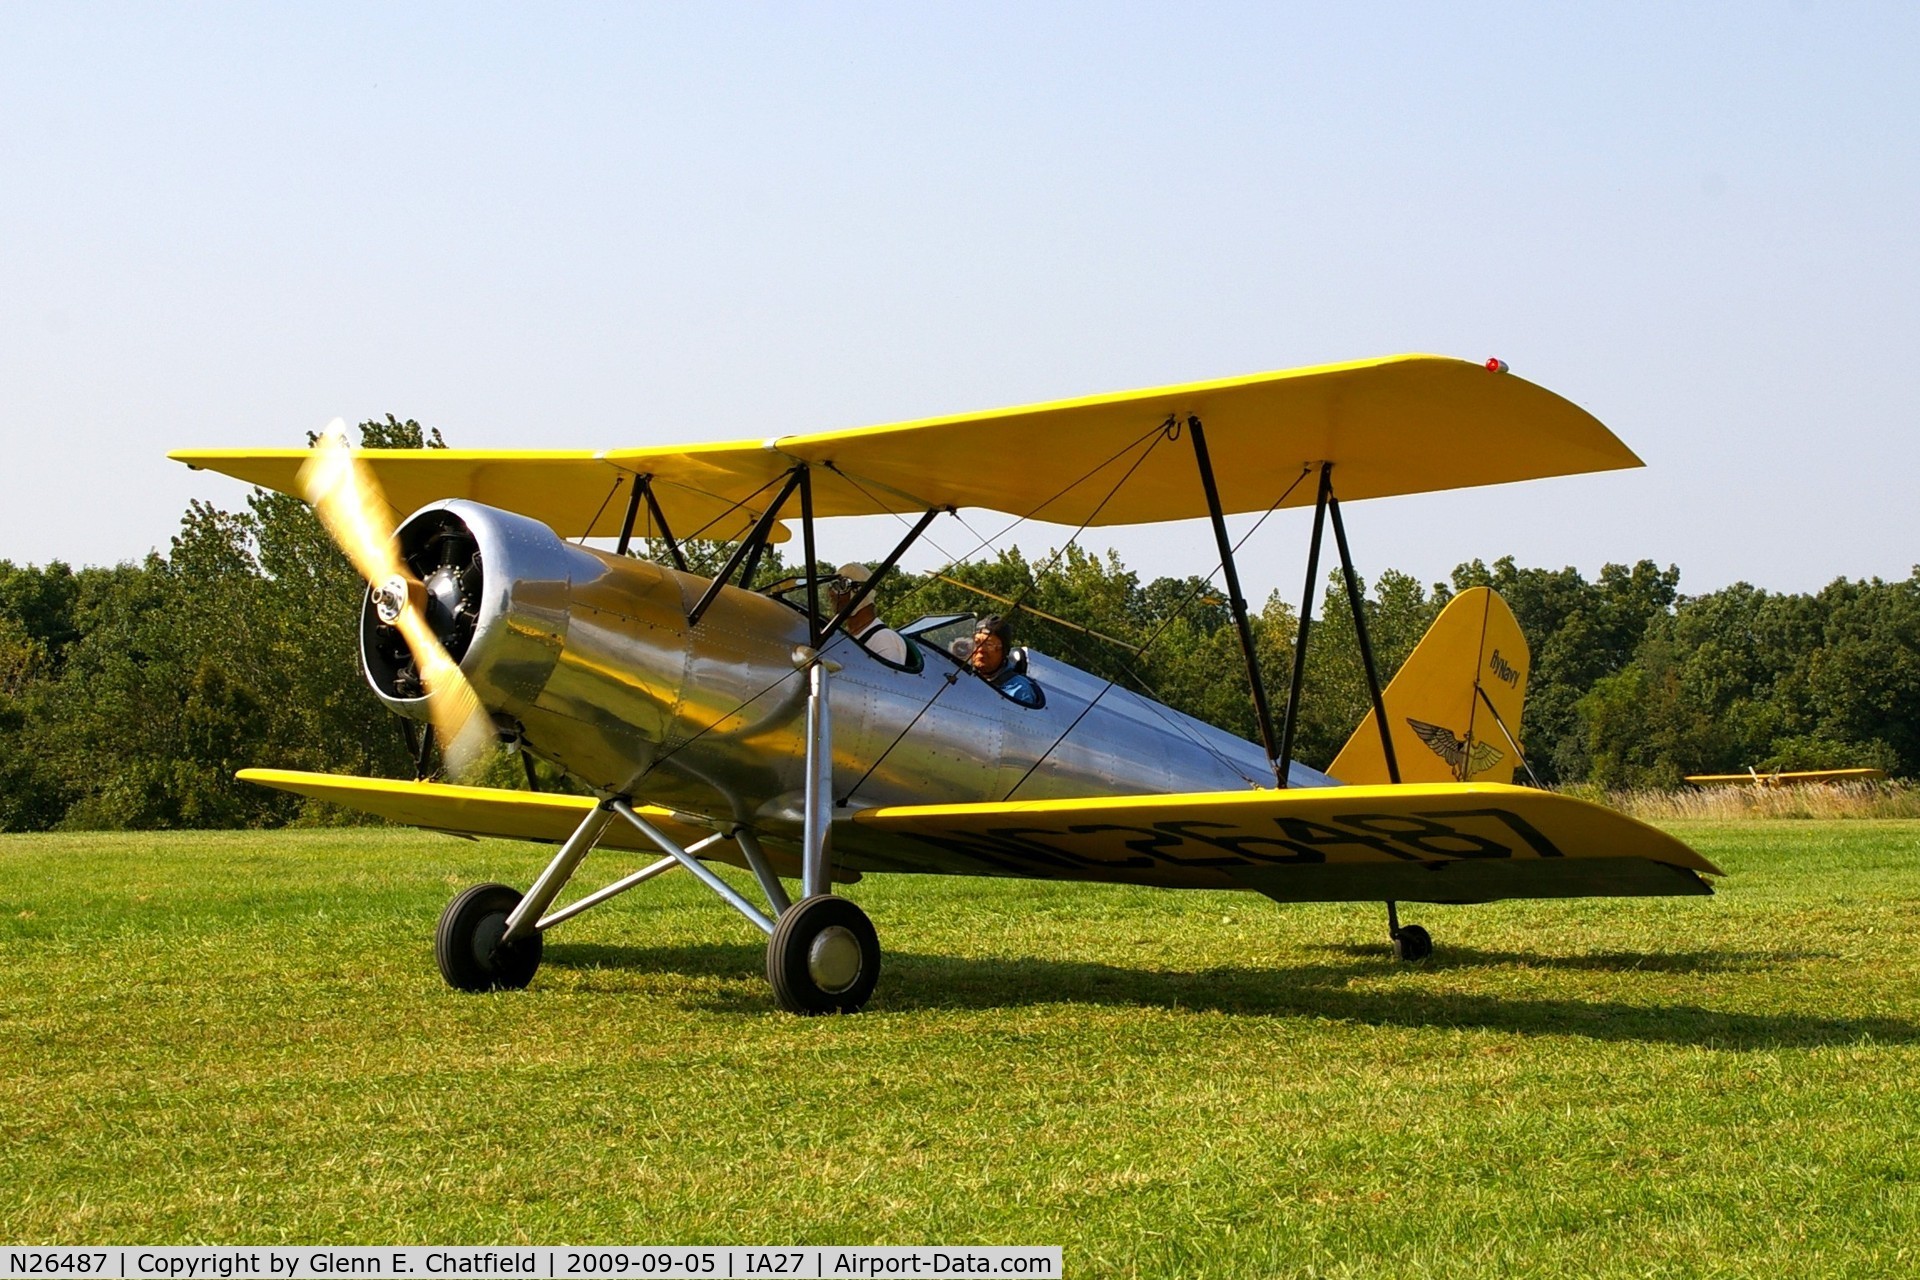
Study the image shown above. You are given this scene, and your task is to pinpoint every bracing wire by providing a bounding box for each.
[634,667,804,785]
[650,424,1298,807]
[574,476,626,546]
[837,669,963,805]
[830,420,1176,803]
[997,418,1176,619]
[672,474,791,548]
[1002,464,1315,800]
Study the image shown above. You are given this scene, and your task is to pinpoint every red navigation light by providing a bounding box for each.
[1485,357,1509,373]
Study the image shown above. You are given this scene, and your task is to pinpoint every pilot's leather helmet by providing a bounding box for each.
[832,563,874,594]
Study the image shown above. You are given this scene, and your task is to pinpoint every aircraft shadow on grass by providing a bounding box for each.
[543,940,1917,1050]
[1304,941,1838,972]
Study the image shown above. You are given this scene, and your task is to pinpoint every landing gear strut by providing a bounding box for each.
[1386,900,1433,962]
[428,644,885,1014]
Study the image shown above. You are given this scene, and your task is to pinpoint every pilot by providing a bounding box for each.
[828,563,909,665]
[969,614,1041,707]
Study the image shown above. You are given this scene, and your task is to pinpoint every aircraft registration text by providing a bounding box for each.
[905,806,1566,876]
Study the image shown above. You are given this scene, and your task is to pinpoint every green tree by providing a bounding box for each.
[1806,570,1920,774]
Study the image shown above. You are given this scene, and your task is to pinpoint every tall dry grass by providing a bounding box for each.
[1562,779,1920,822]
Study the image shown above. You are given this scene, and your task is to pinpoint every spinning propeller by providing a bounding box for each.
[298,421,493,777]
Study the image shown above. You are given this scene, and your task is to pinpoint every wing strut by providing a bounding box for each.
[614,474,690,572]
[819,505,944,645]
[1328,491,1401,784]
[1277,463,1333,784]
[688,465,804,627]
[1326,477,1418,953]
[641,477,689,570]
[798,465,821,645]
[614,477,643,557]
[1188,415,1285,786]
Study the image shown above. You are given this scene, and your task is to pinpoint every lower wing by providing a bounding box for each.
[236,768,801,877]
[843,782,1721,904]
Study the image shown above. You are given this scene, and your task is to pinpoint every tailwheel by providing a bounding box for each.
[767,894,880,1015]
[1392,923,1434,963]
[436,883,543,992]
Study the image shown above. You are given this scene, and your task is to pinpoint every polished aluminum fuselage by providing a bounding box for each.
[372,501,1334,873]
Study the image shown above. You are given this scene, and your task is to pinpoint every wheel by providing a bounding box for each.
[436,883,543,992]
[766,894,881,1015]
[1392,923,1433,962]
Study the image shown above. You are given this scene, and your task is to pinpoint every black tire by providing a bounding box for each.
[1392,923,1434,963]
[436,882,543,992]
[766,895,881,1015]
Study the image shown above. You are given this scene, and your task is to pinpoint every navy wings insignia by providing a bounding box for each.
[1406,717,1504,781]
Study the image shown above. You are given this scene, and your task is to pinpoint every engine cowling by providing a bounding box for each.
[361,499,816,807]
[362,500,577,719]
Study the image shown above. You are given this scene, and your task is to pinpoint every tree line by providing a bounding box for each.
[3,418,1916,831]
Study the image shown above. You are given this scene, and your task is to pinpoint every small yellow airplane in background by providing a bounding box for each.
[172,353,1722,1013]
[1686,768,1887,787]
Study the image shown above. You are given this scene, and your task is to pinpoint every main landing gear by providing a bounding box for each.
[1386,900,1433,962]
[433,874,881,1014]
[433,650,877,1013]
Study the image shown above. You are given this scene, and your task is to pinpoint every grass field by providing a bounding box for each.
[3,820,1918,1277]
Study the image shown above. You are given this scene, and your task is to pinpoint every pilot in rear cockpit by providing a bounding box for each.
[829,563,909,665]
[968,614,1042,708]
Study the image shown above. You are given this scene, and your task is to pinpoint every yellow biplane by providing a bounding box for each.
[1686,768,1887,787]
[172,353,1721,1013]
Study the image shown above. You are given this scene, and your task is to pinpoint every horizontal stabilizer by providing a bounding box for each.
[845,782,1719,904]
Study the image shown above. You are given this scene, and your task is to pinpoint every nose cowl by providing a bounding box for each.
[360,501,577,720]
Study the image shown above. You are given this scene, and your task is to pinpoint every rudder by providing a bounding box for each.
[1328,586,1530,785]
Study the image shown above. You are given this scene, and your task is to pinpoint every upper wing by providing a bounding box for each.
[168,446,792,543]
[841,782,1720,904]
[173,355,1639,534]
[237,768,806,878]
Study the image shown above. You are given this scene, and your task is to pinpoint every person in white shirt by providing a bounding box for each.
[828,563,909,666]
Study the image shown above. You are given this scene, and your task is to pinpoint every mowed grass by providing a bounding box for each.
[3,822,1919,1277]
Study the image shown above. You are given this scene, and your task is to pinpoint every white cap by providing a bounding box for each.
[834,563,873,584]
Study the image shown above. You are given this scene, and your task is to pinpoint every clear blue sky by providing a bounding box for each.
[3,3,1915,600]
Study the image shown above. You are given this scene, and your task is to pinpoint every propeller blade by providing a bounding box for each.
[298,422,491,777]
[389,603,492,775]
[297,420,406,590]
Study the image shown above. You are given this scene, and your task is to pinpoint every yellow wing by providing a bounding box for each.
[244,769,1717,905]
[168,445,791,543]
[173,354,1639,532]
[842,782,1718,903]
[237,768,805,878]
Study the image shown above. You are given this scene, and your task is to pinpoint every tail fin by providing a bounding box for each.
[1328,586,1530,785]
